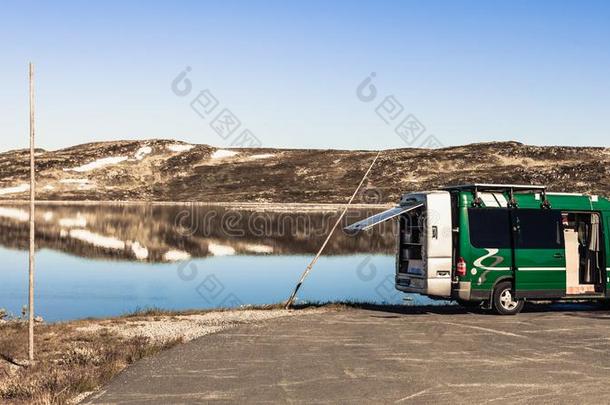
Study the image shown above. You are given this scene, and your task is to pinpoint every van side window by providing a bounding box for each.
[516,209,564,249]
[468,208,511,248]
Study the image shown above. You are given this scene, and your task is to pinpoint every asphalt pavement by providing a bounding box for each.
[84,304,610,404]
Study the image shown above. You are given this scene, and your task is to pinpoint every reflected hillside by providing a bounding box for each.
[0,203,395,262]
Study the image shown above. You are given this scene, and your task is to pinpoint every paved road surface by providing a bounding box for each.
[85,304,610,404]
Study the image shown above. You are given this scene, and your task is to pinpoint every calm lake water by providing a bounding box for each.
[0,203,439,321]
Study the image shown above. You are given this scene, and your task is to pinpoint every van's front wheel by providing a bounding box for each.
[492,281,524,315]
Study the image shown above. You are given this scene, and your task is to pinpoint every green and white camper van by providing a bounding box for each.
[346,184,610,315]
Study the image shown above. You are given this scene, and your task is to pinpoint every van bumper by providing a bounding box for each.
[395,275,451,298]
[456,281,471,301]
[395,275,426,294]
[456,283,490,301]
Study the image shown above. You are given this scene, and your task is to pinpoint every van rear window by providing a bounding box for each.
[468,208,565,250]
[468,208,511,248]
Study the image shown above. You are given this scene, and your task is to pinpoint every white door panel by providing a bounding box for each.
[425,192,453,258]
[425,192,453,297]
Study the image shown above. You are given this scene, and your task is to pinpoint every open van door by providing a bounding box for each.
[512,209,567,299]
[345,191,453,299]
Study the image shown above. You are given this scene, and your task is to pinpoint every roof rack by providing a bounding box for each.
[442,183,546,193]
[442,184,550,208]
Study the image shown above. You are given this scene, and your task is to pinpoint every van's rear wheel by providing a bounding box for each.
[492,281,524,315]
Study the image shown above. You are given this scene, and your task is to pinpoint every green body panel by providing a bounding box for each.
[513,247,566,295]
[456,191,610,300]
[458,207,512,295]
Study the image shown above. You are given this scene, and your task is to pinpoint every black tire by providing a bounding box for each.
[492,281,524,315]
[456,299,482,308]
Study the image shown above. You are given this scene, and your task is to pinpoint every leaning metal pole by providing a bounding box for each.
[285,151,381,309]
[28,62,36,362]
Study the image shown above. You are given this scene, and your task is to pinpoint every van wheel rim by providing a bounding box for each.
[499,289,518,310]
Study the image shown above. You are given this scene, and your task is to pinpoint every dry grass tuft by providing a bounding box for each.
[0,320,181,404]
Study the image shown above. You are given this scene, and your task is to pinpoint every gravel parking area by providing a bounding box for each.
[77,308,324,343]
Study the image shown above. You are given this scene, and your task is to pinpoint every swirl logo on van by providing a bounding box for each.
[474,248,509,270]
[474,249,511,286]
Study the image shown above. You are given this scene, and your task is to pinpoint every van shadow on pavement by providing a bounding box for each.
[341,301,608,316]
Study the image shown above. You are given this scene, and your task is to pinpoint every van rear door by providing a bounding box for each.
[345,192,453,298]
[423,192,453,297]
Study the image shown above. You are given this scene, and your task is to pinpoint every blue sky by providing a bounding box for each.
[1,0,609,152]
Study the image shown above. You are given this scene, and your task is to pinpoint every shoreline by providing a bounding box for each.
[0,200,393,211]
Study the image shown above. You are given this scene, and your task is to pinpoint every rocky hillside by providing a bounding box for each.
[0,140,608,203]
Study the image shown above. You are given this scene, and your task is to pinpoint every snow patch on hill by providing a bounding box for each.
[134,146,152,160]
[0,184,29,195]
[249,153,274,160]
[167,144,194,153]
[211,150,238,159]
[65,156,128,172]
[60,178,94,190]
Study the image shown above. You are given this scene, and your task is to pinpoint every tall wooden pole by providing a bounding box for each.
[28,62,35,362]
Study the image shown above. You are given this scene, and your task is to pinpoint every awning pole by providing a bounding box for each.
[285,151,381,309]
[28,62,36,362]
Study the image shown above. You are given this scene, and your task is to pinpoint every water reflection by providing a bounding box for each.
[0,203,438,322]
[0,203,395,262]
